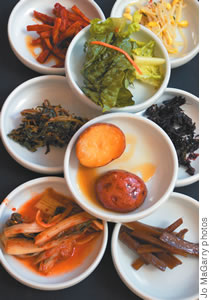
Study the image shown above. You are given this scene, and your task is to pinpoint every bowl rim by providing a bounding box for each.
[111,191,199,300]
[0,176,108,291]
[65,22,171,113]
[110,0,199,69]
[0,75,78,174]
[64,112,178,223]
[7,0,105,75]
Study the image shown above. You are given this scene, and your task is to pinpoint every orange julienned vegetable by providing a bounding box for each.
[71,4,91,24]
[35,210,56,228]
[33,10,55,25]
[90,41,142,75]
[52,17,62,44]
[27,3,91,66]
[36,49,50,63]
[35,207,73,229]
[27,24,53,32]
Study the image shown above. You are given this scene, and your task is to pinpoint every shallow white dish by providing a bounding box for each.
[136,88,199,187]
[64,112,178,223]
[0,177,108,290]
[111,192,199,300]
[8,0,105,74]
[65,23,170,113]
[110,0,199,68]
[0,75,100,174]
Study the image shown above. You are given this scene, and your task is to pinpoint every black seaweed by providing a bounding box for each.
[6,213,23,227]
[54,206,66,216]
[145,96,199,176]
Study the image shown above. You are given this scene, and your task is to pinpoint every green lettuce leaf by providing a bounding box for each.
[82,15,141,111]
[118,11,141,38]
[135,64,164,87]
[81,13,165,110]
[132,40,155,57]
[132,41,165,87]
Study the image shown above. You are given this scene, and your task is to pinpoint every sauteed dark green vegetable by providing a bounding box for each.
[8,100,87,154]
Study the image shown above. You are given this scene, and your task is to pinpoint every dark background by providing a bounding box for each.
[0,0,199,299]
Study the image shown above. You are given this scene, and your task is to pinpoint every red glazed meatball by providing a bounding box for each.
[95,170,147,213]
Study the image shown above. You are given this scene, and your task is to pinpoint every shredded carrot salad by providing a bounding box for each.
[123,0,188,55]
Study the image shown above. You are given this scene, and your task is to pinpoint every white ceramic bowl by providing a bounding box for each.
[136,88,199,187]
[65,23,171,113]
[0,177,108,290]
[0,75,100,174]
[8,0,105,74]
[111,192,199,300]
[64,112,178,223]
[110,0,199,69]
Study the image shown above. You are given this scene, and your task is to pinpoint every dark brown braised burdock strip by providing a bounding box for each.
[131,257,145,270]
[124,220,188,244]
[124,218,183,238]
[163,218,183,233]
[141,252,167,271]
[119,230,167,271]
[159,232,199,257]
[123,222,162,237]
[130,230,188,257]
[156,252,182,269]
[119,229,142,252]
[137,244,165,254]
[176,228,189,239]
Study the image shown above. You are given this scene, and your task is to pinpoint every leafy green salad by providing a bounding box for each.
[81,12,165,111]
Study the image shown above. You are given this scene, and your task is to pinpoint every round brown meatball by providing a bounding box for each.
[95,170,147,213]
